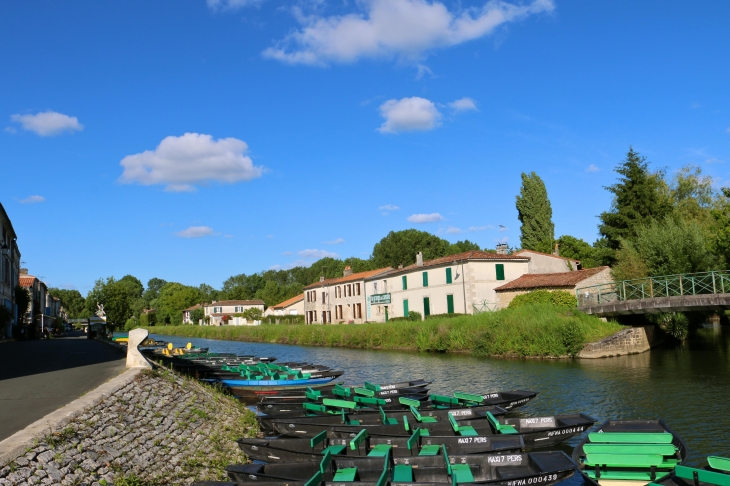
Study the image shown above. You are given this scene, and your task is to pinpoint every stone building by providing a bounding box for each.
[265,294,304,317]
[203,299,265,326]
[512,249,582,272]
[0,202,21,337]
[182,303,203,324]
[19,269,53,329]
[494,266,612,308]
[303,266,392,324]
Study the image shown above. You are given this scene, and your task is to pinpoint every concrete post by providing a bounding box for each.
[126,328,153,369]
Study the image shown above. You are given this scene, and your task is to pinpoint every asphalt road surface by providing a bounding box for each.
[0,332,126,442]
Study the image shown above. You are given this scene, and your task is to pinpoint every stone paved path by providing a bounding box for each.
[0,333,125,442]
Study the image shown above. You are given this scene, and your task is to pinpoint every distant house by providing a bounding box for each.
[182,304,203,325]
[265,294,304,317]
[1,202,21,338]
[512,249,582,272]
[494,266,612,308]
[203,300,265,326]
[19,269,52,329]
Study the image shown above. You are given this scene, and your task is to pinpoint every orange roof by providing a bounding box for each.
[513,249,580,263]
[19,275,37,287]
[304,267,393,290]
[494,266,610,291]
[206,300,264,306]
[182,304,203,312]
[272,294,304,309]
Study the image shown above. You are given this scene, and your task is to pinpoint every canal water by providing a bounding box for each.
[151,324,730,467]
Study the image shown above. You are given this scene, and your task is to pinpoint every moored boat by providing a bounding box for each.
[651,456,730,486]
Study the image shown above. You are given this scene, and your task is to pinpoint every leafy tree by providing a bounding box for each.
[155,283,200,325]
[124,317,139,331]
[711,188,730,266]
[555,235,603,269]
[515,172,555,253]
[446,240,482,255]
[198,283,219,303]
[242,307,263,322]
[47,288,86,318]
[15,285,31,320]
[143,278,167,305]
[598,147,672,252]
[371,229,450,268]
[508,290,577,308]
[190,307,204,324]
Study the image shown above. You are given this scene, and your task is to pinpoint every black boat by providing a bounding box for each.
[651,456,730,486]
[256,379,432,400]
[573,419,689,486]
[237,427,524,463]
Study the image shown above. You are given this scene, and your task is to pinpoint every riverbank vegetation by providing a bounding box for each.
[147,304,623,358]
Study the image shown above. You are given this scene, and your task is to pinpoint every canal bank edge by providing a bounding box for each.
[0,368,258,485]
[577,325,663,358]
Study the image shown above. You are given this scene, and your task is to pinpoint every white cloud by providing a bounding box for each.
[706,158,724,164]
[282,251,293,256]
[446,226,462,234]
[298,249,340,259]
[378,97,441,133]
[19,195,45,204]
[469,225,492,231]
[379,204,400,211]
[586,164,599,172]
[408,213,444,223]
[269,264,282,270]
[416,64,433,80]
[4,127,17,134]
[10,111,83,136]
[263,0,554,65]
[726,127,730,134]
[448,97,478,111]
[498,225,508,232]
[207,0,265,10]
[118,133,264,191]
[176,226,215,238]
[323,238,345,245]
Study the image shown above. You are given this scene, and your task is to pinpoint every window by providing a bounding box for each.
[447,295,455,314]
[327,311,331,323]
[446,268,452,284]
[402,275,407,290]
[383,280,388,293]
[356,283,361,295]
[314,311,318,322]
[496,264,505,281]
[322,292,326,304]
[423,297,430,317]
[422,272,429,287]
[403,299,409,317]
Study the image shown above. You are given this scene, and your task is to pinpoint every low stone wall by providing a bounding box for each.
[0,369,257,486]
[577,325,662,359]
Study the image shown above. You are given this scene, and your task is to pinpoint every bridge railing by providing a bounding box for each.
[575,270,730,307]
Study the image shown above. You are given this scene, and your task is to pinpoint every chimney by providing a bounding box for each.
[495,243,508,255]
[320,276,325,282]
[398,264,403,269]
[416,252,423,267]
[20,268,28,275]
[553,243,560,256]
[343,266,353,277]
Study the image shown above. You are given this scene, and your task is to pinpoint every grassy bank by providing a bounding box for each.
[147,304,623,358]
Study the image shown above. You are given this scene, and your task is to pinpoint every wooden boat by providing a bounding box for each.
[222,446,578,486]
[237,427,523,463]
[255,379,431,401]
[213,372,345,390]
[651,456,730,486]
[265,408,595,448]
[572,419,689,486]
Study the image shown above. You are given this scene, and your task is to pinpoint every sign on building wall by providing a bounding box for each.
[370,293,391,305]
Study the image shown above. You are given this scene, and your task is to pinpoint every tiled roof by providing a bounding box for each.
[19,275,37,287]
[368,251,530,279]
[494,266,610,291]
[304,268,393,290]
[513,249,580,263]
[206,300,264,306]
[272,294,304,309]
[182,304,203,312]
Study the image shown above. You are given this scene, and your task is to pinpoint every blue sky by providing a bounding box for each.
[2,0,729,294]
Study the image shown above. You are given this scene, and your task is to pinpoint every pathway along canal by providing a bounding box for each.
[152,324,730,467]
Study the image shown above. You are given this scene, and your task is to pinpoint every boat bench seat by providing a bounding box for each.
[322,445,346,455]
[583,444,677,456]
[486,412,518,435]
[585,470,657,481]
[368,444,392,457]
[585,453,678,468]
[451,464,475,483]
[448,413,478,436]
[708,457,730,473]
[333,467,358,481]
[419,445,442,456]
[587,432,673,444]
[676,465,730,486]
[410,406,438,423]
[393,464,413,482]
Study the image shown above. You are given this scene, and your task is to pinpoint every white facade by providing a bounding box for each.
[514,250,581,273]
[1,203,21,338]
[267,294,304,317]
[203,300,265,326]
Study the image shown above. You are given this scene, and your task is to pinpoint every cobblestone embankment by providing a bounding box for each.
[0,369,258,486]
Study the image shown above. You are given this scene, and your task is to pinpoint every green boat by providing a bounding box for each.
[651,456,730,486]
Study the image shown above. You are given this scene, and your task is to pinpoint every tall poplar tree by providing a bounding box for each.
[516,172,555,253]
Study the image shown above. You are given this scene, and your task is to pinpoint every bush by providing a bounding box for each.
[509,290,577,309]
[390,311,422,322]
[264,315,305,325]
[124,317,139,331]
[426,313,465,320]
[650,312,689,340]
[139,313,149,327]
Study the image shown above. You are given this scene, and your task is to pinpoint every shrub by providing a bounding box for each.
[509,290,577,309]
[650,312,689,340]
[264,315,305,325]
[389,311,422,322]
[124,317,139,331]
[139,313,149,327]
[426,313,465,320]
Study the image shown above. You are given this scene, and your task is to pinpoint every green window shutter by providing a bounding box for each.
[496,264,505,281]
[447,295,454,314]
[446,268,452,284]
[423,297,430,317]
[422,272,428,287]
[403,299,409,317]
[402,275,407,290]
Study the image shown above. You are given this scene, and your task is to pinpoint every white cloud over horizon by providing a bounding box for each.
[379,204,400,211]
[469,225,493,231]
[118,133,264,192]
[446,226,462,234]
[176,226,215,238]
[448,97,478,111]
[19,195,46,204]
[207,0,265,10]
[262,0,554,66]
[408,213,444,223]
[586,164,599,172]
[10,111,83,136]
[323,238,345,245]
[378,97,441,133]
[298,249,340,259]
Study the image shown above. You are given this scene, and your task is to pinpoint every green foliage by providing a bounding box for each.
[508,290,577,308]
[155,283,201,325]
[598,147,672,253]
[710,187,730,267]
[124,317,139,331]
[650,312,689,340]
[389,310,423,322]
[84,277,141,330]
[150,305,621,358]
[14,285,30,319]
[613,216,717,280]
[47,288,85,318]
[556,235,603,269]
[670,165,715,223]
[371,229,450,268]
[190,308,204,324]
[516,172,555,254]
[242,307,263,321]
[446,240,482,255]
[264,315,305,325]
[139,312,151,327]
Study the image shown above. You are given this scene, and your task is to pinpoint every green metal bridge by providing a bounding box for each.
[576,270,730,316]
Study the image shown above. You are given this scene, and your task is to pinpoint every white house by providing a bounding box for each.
[265,294,304,317]
[203,300,265,326]
[182,304,203,324]
[513,249,581,272]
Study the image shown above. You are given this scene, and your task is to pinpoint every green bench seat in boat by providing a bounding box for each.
[486,412,518,434]
[451,464,475,483]
[303,402,327,414]
[354,387,374,397]
[323,398,357,409]
[410,406,438,423]
[304,471,323,486]
[420,445,442,456]
[399,397,421,408]
[587,432,673,444]
[708,457,730,473]
[322,445,346,455]
[393,464,413,482]
[675,465,730,486]
[368,444,392,457]
[453,392,485,404]
[355,396,386,407]
[380,406,398,425]
[585,470,658,481]
[583,444,677,455]
[350,430,368,450]
[448,413,478,436]
[333,467,358,481]
[431,394,459,407]
[585,453,678,468]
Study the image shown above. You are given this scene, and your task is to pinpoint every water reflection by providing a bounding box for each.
[152,325,730,466]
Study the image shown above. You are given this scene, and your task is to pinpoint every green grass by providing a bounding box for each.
[146,304,623,358]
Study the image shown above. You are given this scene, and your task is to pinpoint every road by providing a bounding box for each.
[0,332,126,442]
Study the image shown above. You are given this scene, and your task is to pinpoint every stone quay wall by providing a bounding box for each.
[0,369,258,486]
[577,325,662,359]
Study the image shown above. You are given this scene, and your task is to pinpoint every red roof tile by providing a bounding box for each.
[494,266,610,291]
[206,300,264,306]
[272,294,304,309]
[19,275,37,287]
[371,251,529,279]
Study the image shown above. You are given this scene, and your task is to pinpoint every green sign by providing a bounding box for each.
[370,293,391,305]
